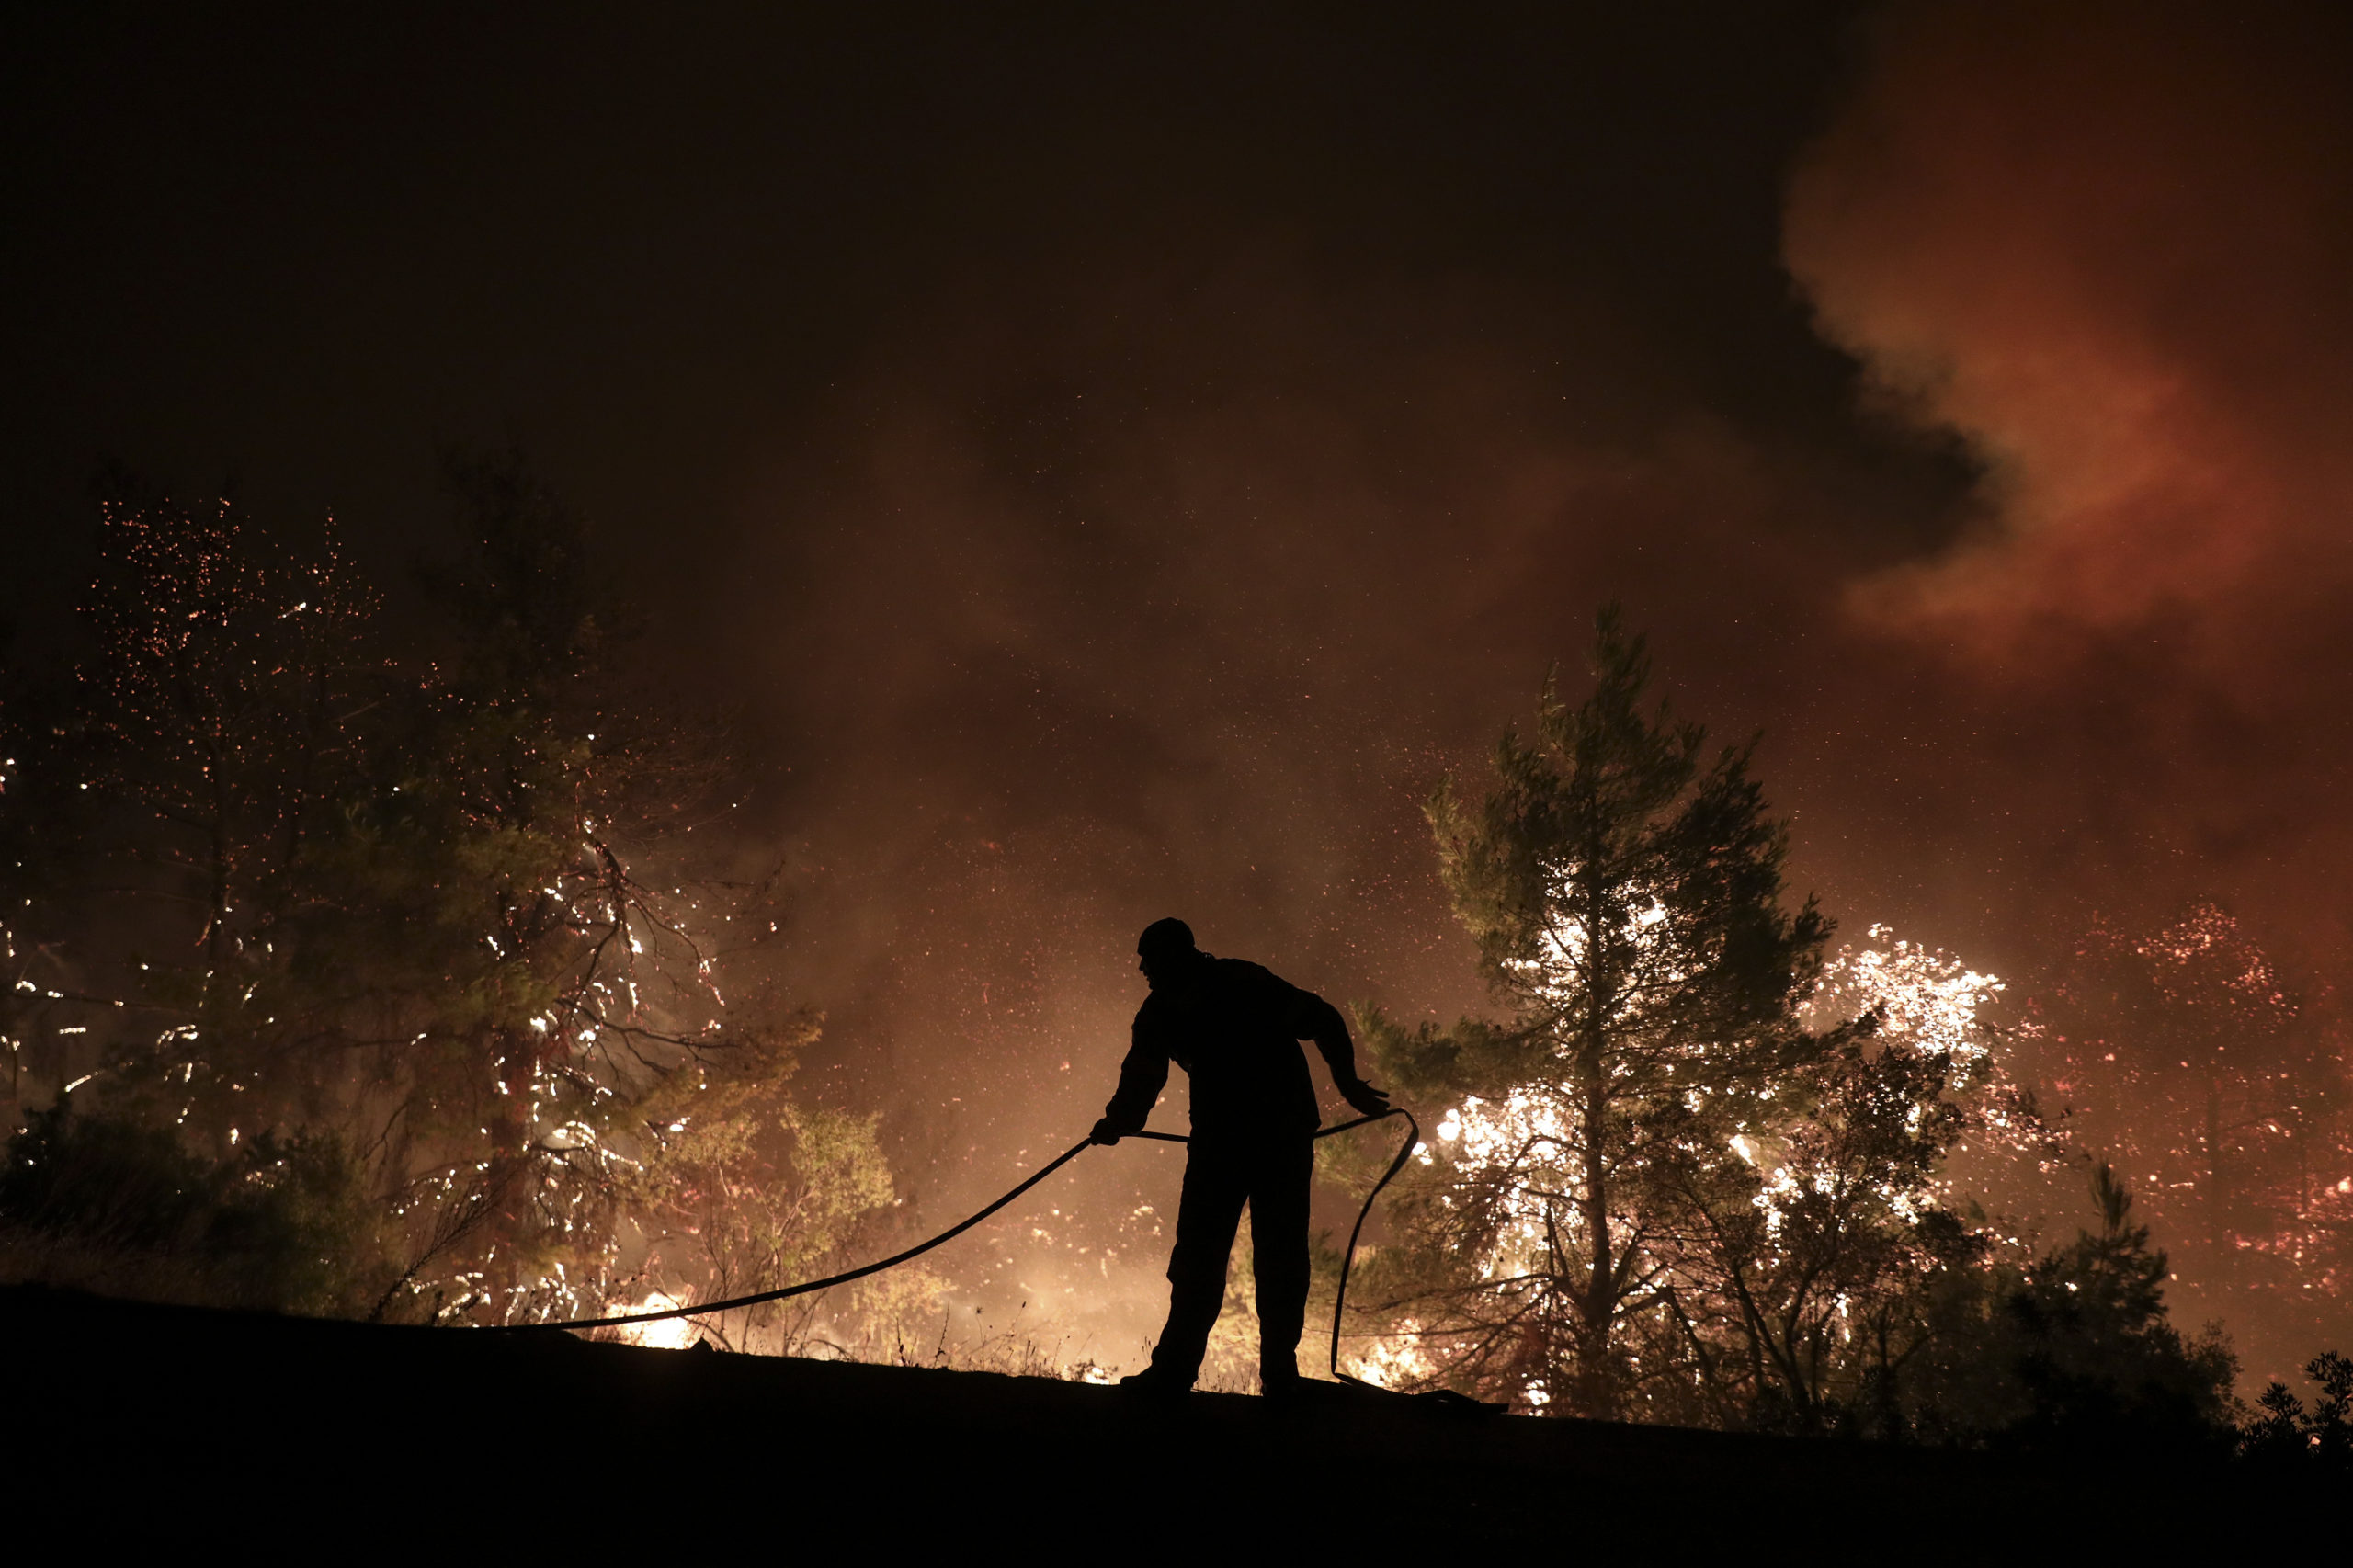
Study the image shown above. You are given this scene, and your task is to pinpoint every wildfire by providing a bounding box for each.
[1395,921,2019,1407]
[613,1293,699,1349]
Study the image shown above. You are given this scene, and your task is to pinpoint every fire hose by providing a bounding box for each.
[484,1108,1431,1395]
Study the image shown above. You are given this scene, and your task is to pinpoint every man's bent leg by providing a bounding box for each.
[1146,1145,1248,1385]
[1248,1136,1316,1388]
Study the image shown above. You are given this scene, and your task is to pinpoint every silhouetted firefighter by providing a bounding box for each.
[1092,917,1391,1398]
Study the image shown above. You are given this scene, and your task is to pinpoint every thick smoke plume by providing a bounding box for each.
[1788,0,2353,955]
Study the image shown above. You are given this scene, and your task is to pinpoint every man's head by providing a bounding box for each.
[1137,917,1204,989]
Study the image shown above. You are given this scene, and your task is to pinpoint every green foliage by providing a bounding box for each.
[2241,1350,2353,1471]
[1426,608,1831,1054]
[610,1024,914,1352]
[1895,1164,2240,1451]
[0,1102,381,1315]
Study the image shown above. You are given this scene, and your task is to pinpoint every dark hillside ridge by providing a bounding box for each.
[6,1284,2256,1551]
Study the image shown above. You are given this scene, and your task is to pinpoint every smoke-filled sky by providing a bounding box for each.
[8,2,2352,1363]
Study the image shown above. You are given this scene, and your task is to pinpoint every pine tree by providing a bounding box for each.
[1365,609,1837,1416]
[1898,1164,2240,1449]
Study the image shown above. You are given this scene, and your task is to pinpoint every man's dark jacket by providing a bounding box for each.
[1100,956,1359,1142]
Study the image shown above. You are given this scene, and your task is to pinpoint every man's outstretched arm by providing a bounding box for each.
[1288,990,1391,1119]
[1091,1021,1170,1144]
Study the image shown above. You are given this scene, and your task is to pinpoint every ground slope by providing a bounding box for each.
[5,1284,2255,1553]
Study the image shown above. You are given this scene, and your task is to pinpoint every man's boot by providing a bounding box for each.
[1116,1365,1192,1403]
[1259,1350,1308,1402]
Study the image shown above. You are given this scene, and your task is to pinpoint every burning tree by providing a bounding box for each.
[2019,903,2353,1380]
[1359,611,1846,1417]
[0,461,896,1327]
[1654,930,2048,1432]
[1353,615,2083,1429]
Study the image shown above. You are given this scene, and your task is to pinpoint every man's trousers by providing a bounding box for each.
[1145,1133,1314,1387]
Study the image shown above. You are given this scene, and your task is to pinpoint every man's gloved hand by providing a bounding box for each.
[1339,1079,1392,1118]
[1089,1117,1124,1146]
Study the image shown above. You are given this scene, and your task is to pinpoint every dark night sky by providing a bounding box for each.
[8,3,2352,1362]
